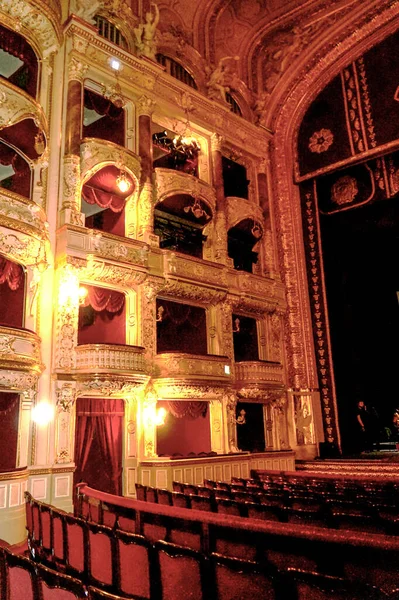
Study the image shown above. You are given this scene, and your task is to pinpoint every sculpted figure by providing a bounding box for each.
[206,56,239,103]
[71,0,102,24]
[134,3,160,61]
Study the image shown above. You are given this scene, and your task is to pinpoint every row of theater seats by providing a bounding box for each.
[75,481,399,597]
[135,480,399,534]
[0,546,119,600]
[25,491,396,599]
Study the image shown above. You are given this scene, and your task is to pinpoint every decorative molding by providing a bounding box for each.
[154,168,216,216]
[0,0,61,54]
[80,138,141,184]
[68,56,89,83]
[0,79,48,136]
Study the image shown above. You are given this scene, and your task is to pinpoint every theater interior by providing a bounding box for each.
[0,0,399,597]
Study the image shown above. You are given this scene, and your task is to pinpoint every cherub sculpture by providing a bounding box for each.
[134,3,160,61]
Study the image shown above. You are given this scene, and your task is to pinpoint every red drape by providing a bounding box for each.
[0,393,20,471]
[82,286,125,313]
[74,398,124,496]
[84,89,123,120]
[167,401,208,420]
[158,301,204,327]
[0,256,23,290]
[82,185,125,213]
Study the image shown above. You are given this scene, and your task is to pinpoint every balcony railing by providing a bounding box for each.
[75,344,147,375]
[0,78,47,133]
[0,326,43,374]
[80,139,141,183]
[154,168,216,215]
[235,361,284,386]
[154,353,231,383]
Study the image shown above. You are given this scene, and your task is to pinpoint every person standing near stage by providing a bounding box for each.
[355,400,374,452]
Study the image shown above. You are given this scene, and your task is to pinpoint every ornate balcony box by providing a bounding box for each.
[0,189,47,241]
[153,352,232,384]
[163,251,228,289]
[154,168,216,216]
[225,196,264,231]
[75,343,147,377]
[228,270,286,311]
[0,326,43,374]
[0,79,48,132]
[235,361,284,387]
[57,226,149,270]
[80,138,141,183]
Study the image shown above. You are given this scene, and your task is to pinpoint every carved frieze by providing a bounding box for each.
[235,361,284,387]
[153,353,231,383]
[236,386,285,402]
[164,253,227,288]
[0,190,47,240]
[0,229,42,267]
[68,56,89,83]
[87,231,148,267]
[0,370,39,392]
[162,278,227,305]
[0,0,61,53]
[152,382,228,399]
[76,377,145,397]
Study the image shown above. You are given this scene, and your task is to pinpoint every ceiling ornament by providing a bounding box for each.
[308,129,334,154]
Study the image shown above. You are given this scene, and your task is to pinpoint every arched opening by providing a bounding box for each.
[156,400,211,458]
[0,23,38,97]
[228,219,261,273]
[222,156,249,199]
[74,397,124,495]
[156,54,197,90]
[0,392,20,472]
[82,165,133,237]
[78,285,126,345]
[154,193,211,259]
[153,125,200,177]
[232,314,259,362]
[296,27,399,453]
[83,88,125,146]
[0,255,25,328]
[156,298,207,355]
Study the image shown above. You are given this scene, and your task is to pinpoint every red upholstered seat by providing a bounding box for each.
[154,540,208,600]
[88,586,127,599]
[52,509,67,564]
[190,495,213,513]
[210,553,277,600]
[157,489,172,506]
[65,515,87,577]
[115,530,152,599]
[145,486,157,503]
[215,498,241,517]
[171,491,190,508]
[40,504,53,557]
[4,548,38,600]
[135,483,146,502]
[36,563,87,600]
[87,522,114,588]
[287,568,385,600]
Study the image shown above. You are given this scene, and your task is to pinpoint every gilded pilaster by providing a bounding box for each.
[211,133,228,264]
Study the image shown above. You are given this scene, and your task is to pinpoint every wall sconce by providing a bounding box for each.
[32,402,54,426]
[184,197,210,220]
[232,317,240,333]
[156,305,165,322]
[116,169,131,193]
[251,222,262,239]
[78,286,88,306]
[155,407,167,426]
[58,269,80,307]
[108,57,122,72]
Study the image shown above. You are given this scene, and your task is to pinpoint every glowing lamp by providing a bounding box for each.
[116,170,131,193]
[155,407,167,426]
[32,402,54,426]
[224,365,231,375]
[78,286,88,305]
[109,57,121,71]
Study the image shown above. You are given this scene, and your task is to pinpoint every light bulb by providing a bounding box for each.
[116,171,131,193]
[32,402,54,426]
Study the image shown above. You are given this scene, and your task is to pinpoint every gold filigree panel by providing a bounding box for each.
[80,139,141,184]
[153,353,231,383]
[154,168,216,216]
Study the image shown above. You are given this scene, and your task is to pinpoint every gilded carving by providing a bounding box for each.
[226,197,264,233]
[85,256,147,287]
[155,169,216,215]
[0,230,41,266]
[80,139,141,183]
[0,0,60,52]
[70,0,101,25]
[76,378,144,397]
[63,155,81,210]
[136,95,157,117]
[56,383,76,412]
[162,279,227,305]
[331,176,358,206]
[89,232,148,267]
[308,129,334,154]
[0,370,38,392]
[0,191,47,240]
[0,80,48,134]
[68,57,89,83]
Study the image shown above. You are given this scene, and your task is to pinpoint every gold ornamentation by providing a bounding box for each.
[0,79,48,134]
[80,139,141,183]
[154,353,231,382]
[331,176,358,205]
[75,344,147,375]
[0,370,38,392]
[308,129,334,154]
[63,155,81,210]
[211,133,224,153]
[70,0,101,25]
[136,95,157,117]
[0,0,61,52]
[235,361,284,386]
[55,449,71,464]
[56,383,76,412]
[155,168,216,215]
[68,56,89,83]
[76,378,145,397]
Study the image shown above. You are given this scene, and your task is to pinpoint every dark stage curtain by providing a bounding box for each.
[74,398,124,495]
[0,393,20,471]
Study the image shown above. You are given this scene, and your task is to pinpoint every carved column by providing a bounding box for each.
[137,95,157,244]
[54,382,76,466]
[54,266,80,371]
[258,158,276,277]
[223,392,238,453]
[271,396,290,451]
[209,399,224,453]
[142,389,158,458]
[140,278,163,370]
[61,57,88,225]
[211,133,228,264]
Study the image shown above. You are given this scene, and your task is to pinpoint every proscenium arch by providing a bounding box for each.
[268,3,399,452]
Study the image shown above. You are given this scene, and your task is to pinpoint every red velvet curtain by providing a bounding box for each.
[83,286,125,313]
[82,186,125,213]
[167,401,208,420]
[74,398,124,495]
[0,256,23,290]
[0,24,38,97]
[0,393,20,471]
[84,89,123,120]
